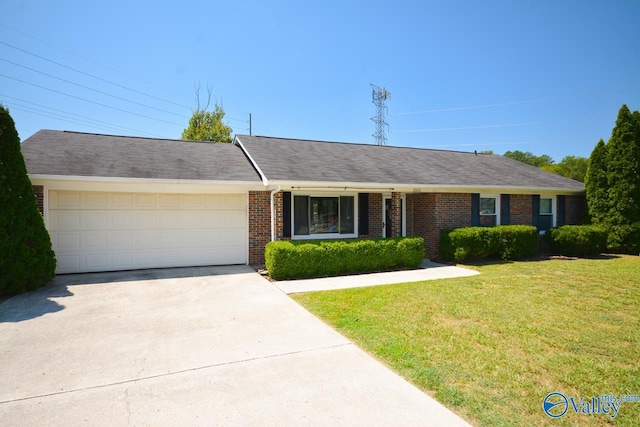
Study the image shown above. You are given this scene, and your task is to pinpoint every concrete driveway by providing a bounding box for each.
[0,266,469,426]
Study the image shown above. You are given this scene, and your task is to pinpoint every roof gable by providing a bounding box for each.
[234,135,585,192]
[21,130,262,182]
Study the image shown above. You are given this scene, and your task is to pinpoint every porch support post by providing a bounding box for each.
[391,192,402,237]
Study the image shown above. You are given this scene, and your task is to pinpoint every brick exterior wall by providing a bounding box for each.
[32,185,44,216]
[510,194,532,225]
[391,192,402,237]
[407,193,473,259]
[251,189,585,266]
[359,193,383,238]
[565,195,585,225]
[274,191,284,241]
[248,191,271,265]
[405,194,415,236]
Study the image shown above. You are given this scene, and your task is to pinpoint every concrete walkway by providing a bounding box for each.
[0,265,470,426]
[273,259,479,294]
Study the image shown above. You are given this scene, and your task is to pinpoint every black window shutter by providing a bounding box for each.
[471,193,480,226]
[557,195,566,226]
[358,193,369,235]
[532,195,540,229]
[282,192,291,238]
[501,194,510,225]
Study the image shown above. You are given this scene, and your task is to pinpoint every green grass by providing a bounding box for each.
[292,255,640,426]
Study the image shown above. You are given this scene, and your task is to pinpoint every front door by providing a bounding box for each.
[383,196,405,237]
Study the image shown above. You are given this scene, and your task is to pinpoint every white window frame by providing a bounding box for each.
[291,192,358,240]
[539,196,556,231]
[382,195,407,237]
[479,194,501,226]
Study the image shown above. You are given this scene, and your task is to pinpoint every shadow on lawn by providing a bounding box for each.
[458,253,622,267]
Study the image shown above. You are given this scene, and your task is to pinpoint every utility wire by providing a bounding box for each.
[0,73,184,126]
[392,89,640,116]
[0,23,191,99]
[1,94,165,137]
[391,117,604,133]
[0,40,192,110]
[1,58,184,117]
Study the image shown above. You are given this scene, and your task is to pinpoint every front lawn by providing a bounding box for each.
[292,255,640,426]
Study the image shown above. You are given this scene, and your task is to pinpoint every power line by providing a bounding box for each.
[0,58,184,117]
[0,40,192,110]
[1,94,165,137]
[0,23,191,99]
[392,89,640,116]
[0,73,184,126]
[391,117,605,133]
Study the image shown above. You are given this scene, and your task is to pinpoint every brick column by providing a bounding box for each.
[248,191,271,265]
[391,192,402,237]
[32,185,44,216]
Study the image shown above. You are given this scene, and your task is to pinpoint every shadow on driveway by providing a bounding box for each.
[0,285,73,323]
[1,265,250,323]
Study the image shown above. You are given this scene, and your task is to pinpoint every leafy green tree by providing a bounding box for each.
[181,105,233,143]
[503,150,554,168]
[181,84,233,143]
[0,105,56,296]
[551,155,589,182]
[584,139,609,223]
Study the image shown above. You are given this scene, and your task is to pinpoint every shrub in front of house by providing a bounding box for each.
[545,225,608,256]
[265,237,425,280]
[1,105,56,297]
[440,225,538,262]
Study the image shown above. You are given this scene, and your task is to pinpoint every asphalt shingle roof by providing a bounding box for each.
[21,130,262,182]
[235,135,585,191]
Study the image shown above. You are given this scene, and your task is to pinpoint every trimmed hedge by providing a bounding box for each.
[440,225,538,262]
[545,225,608,256]
[265,237,425,280]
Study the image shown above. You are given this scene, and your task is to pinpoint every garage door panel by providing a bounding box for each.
[48,191,247,273]
[109,232,133,250]
[110,193,133,208]
[52,211,81,230]
[84,232,107,249]
[85,211,108,229]
[85,192,108,208]
[133,211,158,229]
[134,193,158,208]
[179,211,204,228]
[56,234,81,251]
[85,254,108,270]
[57,255,81,272]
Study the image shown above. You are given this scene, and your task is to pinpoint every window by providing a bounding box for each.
[293,195,356,237]
[539,197,553,231]
[480,195,499,226]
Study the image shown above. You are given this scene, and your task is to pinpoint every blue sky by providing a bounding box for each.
[2,1,639,161]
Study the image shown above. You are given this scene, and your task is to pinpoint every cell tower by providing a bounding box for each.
[370,84,391,145]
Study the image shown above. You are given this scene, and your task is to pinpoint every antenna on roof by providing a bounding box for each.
[370,84,391,145]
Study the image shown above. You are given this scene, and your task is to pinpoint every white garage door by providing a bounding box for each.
[49,191,247,274]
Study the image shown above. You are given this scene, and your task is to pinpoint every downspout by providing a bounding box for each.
[270,185,281,242]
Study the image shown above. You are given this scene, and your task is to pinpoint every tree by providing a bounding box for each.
[0,105,56,296]
[551,155,589,182]
[605,105,640,226]
[584,139,609,223]
[181,84,233,143]
[585,104,640,252]
[503,150,554,168]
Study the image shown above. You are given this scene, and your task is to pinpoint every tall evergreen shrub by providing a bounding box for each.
[0,105,56,296]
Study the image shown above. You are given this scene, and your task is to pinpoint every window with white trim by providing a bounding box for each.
[539,197,554,231]
[480,195,500,226]
[293,195,356,238]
